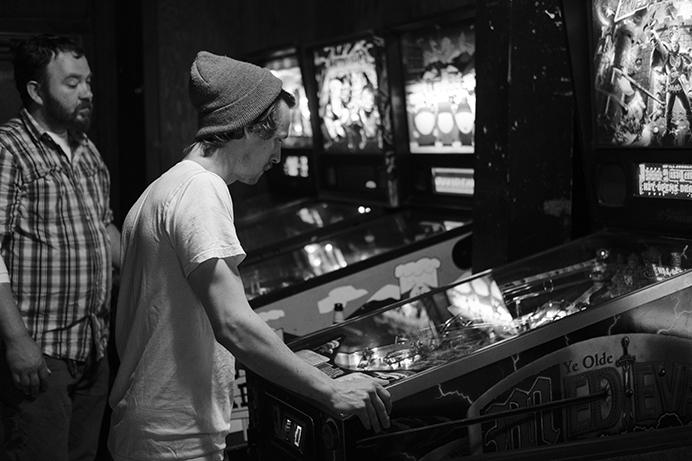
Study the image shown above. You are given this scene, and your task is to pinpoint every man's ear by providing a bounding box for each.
[26,81,44,107]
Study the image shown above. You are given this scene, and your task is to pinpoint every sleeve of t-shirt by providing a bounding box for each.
[167,172,246,277]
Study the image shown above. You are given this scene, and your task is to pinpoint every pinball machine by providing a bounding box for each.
[233,46,384,258]
[243,0,692,459]
[246,229,692,460]
[391,6,477,213]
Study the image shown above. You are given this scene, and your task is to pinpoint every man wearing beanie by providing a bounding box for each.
[108,52,391,461]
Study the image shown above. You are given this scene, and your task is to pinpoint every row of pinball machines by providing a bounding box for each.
[227,6,478,445]
[234,8,478,331]
[239,0,692,459]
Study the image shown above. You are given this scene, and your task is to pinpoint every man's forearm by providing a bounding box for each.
[189,257,337,407]
[0,281,51,395]
[215,303,337,407]
[0,283,30,344]
[214,299,392,431]
[190,257,391,430]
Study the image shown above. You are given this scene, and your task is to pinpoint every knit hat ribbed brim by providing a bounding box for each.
[189,51,282,140]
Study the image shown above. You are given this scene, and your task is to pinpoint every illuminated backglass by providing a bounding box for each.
[401,21,476,154]
[263,50,313,149]
[313,37,387,154]
[592,0,692,147]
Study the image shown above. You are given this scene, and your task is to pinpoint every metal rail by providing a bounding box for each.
[356,389,609,446]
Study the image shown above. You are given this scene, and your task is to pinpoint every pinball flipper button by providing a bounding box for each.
[321,419,340,451]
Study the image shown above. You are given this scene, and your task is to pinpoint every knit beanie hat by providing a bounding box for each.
[189,51,282,140]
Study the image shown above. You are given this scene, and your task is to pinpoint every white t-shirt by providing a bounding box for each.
[45,130,72,161]
[109,160,244,461]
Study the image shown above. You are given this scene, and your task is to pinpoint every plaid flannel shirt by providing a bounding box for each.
[0,109,112,362]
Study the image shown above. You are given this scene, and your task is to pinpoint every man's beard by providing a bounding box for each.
[43,92,92,133]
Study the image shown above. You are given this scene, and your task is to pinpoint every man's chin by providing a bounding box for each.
[239,175,261,186]
[70,117,91,133]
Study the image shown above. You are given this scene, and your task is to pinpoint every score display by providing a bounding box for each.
[635,163,692,200]
[431,167,475,196]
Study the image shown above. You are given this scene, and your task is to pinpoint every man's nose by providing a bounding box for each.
[81,82,93,100]
[272,145,282,164]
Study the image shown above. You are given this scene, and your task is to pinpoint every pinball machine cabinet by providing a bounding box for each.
[247,229,692,460]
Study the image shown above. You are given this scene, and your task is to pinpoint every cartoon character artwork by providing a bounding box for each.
[592,0,692,147]
[401,22,476,153]
[314,38,385,153]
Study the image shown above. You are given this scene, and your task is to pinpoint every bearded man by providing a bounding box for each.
[0,34,120,461]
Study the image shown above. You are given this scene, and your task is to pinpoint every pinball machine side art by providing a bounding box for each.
[467,333,692,454]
